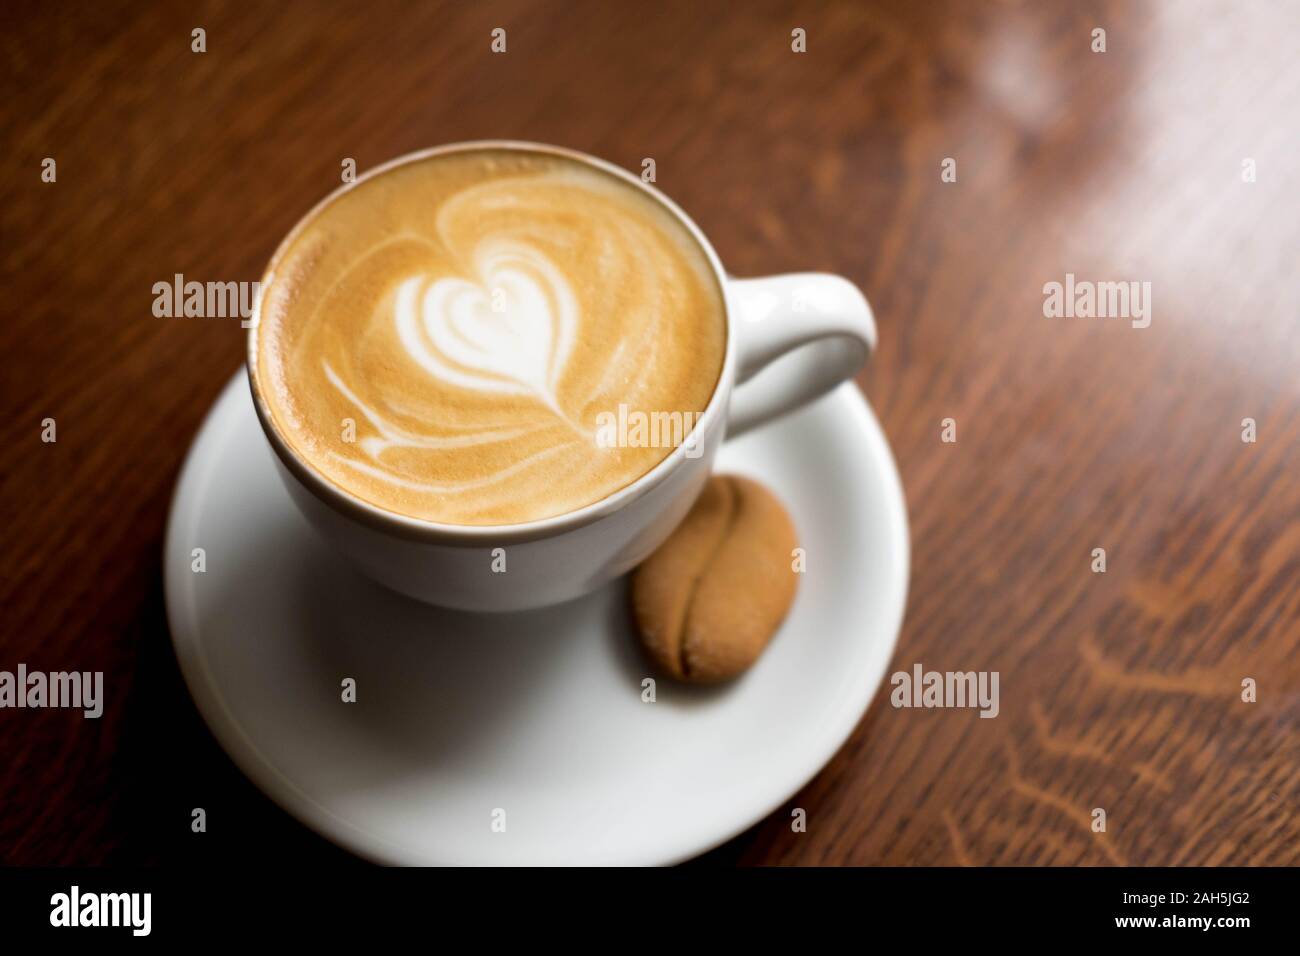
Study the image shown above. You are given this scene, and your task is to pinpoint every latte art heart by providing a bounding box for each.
[253,148,725,525]
[395,239,579,420]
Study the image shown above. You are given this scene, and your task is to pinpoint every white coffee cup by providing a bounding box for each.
[247,141,876,611]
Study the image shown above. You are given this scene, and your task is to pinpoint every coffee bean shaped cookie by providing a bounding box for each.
[631,474,798,682]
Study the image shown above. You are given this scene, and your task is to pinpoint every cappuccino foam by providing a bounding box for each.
[252,148,725,525]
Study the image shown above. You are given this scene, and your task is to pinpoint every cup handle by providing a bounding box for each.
[725,273,877,438]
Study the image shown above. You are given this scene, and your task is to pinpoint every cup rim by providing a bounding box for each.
[246,140,736,544]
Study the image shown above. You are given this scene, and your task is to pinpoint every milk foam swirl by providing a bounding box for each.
[254,149,725,525]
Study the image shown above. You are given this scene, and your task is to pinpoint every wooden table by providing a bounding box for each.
[2,0,1297,866]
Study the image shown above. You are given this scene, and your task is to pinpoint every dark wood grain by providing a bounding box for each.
[2,0,1297,866]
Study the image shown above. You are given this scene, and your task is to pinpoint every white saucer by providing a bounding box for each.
[164,372,909,865]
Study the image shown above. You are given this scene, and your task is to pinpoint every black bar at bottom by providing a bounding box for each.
[0,866,1289,941]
